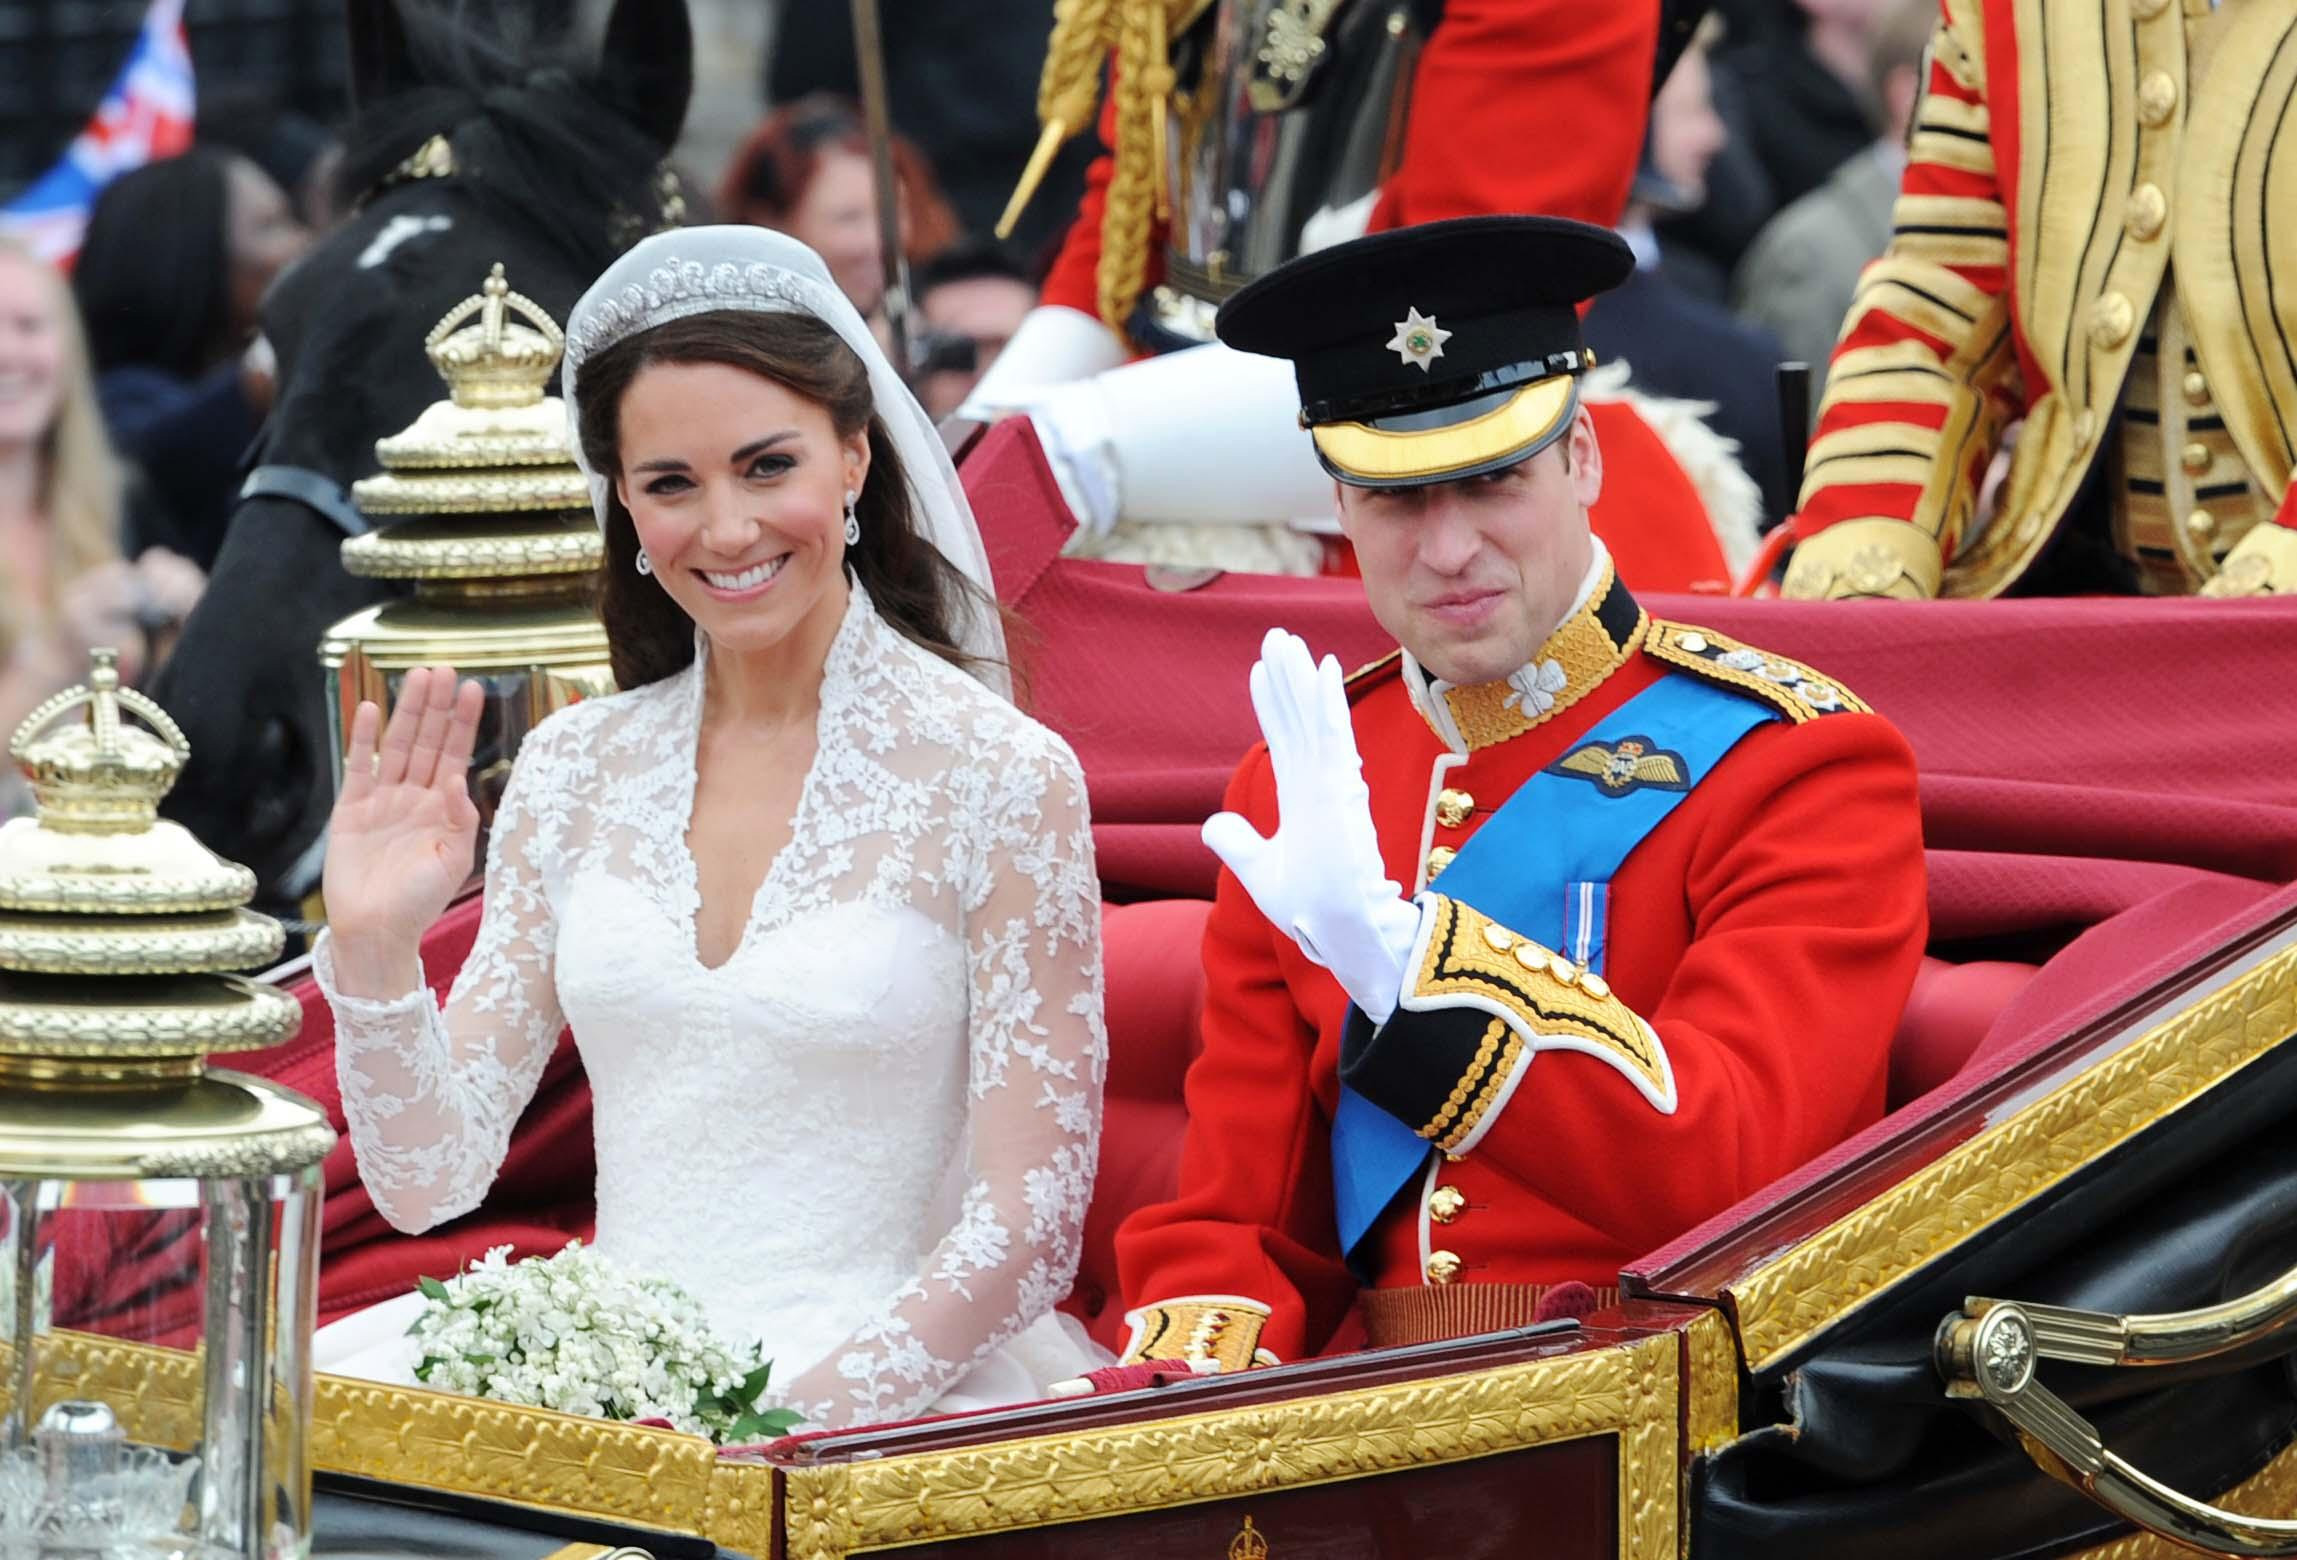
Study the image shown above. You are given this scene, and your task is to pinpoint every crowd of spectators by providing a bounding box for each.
[0,0,1944,810]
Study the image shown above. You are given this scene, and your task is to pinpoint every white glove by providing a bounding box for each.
[959,304,1129,421]
[1202,629,1422,1023]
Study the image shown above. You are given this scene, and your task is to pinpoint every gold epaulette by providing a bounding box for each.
[1642,619,1870,723]
[1343,648,1404,702]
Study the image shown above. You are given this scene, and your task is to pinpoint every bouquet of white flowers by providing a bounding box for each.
[407,1240,802,1444]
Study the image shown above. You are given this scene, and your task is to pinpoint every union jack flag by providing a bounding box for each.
[0,0,196,266]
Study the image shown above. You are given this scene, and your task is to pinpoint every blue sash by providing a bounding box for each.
[1330,669,1780,1259]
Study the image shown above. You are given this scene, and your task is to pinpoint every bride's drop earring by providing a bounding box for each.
[843,490,861,547]
[635,547,653,577]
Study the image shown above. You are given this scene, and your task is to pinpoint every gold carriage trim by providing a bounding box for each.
[1780,519,1946,601]
[1642,620,1870,722]
[783,1331,1682,1560]
[1728,923,2297,1374]
[1120,1294,1273,1373]
[1402,895,1672,1123]
[2200,521,2297,598]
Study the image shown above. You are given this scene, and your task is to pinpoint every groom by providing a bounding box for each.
[1113,216,1929,1367]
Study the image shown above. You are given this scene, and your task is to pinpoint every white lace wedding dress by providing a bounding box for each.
[310,587,1110,1429]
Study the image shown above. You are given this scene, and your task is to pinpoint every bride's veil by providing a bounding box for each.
[560,226,1010,697]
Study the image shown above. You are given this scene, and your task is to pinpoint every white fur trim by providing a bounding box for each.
[1583,359,1765,580]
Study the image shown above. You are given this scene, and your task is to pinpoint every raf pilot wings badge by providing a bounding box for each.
[1547,735,1692,796]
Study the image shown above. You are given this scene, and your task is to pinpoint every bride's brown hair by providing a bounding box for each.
[572,310,1002,691]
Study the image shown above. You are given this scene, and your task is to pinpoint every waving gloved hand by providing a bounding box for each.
[1202,629,1422,1023]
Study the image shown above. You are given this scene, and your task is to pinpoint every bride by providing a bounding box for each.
[310,226,1109,1430]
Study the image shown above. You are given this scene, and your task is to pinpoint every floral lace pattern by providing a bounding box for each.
[316,587,1106,1429]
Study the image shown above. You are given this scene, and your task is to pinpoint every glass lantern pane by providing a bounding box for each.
[0,1167,324,1560]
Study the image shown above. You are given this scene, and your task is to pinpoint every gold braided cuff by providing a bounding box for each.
[1119,1295,1275,1372]
[2201,521,2297,597]
[1781,518,1946,600]
[1388,895,1676,1142]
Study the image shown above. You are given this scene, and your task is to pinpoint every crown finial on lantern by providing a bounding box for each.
[9,648,193,834]
[423,262,565,412]
[1228,1516,1270,1560]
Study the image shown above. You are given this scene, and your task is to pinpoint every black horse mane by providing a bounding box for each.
[332,0,674,274]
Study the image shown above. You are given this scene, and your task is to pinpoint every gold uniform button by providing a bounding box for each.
[1677,632,1710,654]
[2184,369,2210,405]
[1435,788,1474,828]
[1428,1185,1466,1224]
[1480,922,1514,953]
[2125,183,2166,241]
[1425,845,1458,880]
[2188,509,2216,539]
[1512,940,1549,971]
[1426,1249,1463,1285]
[1580,971,1612,1000]
[2089,293,2134,350]
[2138,70,2178,128]
[2183,441,2213,475]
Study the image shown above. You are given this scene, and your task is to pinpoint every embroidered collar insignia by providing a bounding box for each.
[1549,736,1691,796]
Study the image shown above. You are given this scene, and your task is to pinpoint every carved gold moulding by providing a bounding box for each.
[7,1328,1686,1560]
[1726,925,2297,1373]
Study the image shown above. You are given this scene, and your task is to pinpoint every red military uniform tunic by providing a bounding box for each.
[1114,564,1928,1364]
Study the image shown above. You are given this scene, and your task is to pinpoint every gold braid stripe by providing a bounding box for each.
[1437,1028,1527,1155]
[1096,0,1201,336]
[1422,1016,1507,1142]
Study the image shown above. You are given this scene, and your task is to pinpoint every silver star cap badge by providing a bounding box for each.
[1386,306,1452,372]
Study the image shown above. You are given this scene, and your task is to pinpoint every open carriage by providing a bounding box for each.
[44,419,2261,1560]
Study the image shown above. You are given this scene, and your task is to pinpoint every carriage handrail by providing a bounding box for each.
[1938,1279,2297,1557]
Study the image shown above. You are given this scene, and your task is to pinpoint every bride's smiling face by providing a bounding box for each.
[613,361,869,657]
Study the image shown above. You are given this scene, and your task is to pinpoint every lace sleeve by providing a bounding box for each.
[778,733,1106,1429]
[314,723,575,1235]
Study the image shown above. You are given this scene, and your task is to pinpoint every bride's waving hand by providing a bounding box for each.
[324,667,484,988]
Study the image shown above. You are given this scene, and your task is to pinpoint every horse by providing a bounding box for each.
[149,0,691,916]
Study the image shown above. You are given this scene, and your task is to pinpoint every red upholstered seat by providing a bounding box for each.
[1887,956,2038,1109]
[1066,900,1210,1351]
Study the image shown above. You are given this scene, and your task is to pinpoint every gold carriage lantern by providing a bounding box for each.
[0,651,326,1560]
[318,263,612,855]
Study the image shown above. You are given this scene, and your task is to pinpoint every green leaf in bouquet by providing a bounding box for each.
[726,1407,803,1443]
[736,1361,775,1403]
[417,1275,452,1303]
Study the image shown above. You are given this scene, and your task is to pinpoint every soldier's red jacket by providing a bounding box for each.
[1114,562,1928,1366]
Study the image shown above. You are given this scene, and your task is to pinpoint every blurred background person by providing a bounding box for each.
[911,238,1038,422]
[197,88,346,235]
[0,237,204,800]
[1664,0,1898,293]
[1585,22,1795,527]
[72,147,309,570]
[715,92,958,323]
[1732,0,1933,418]
[760,0,1090,261]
